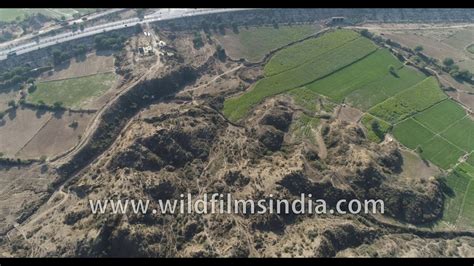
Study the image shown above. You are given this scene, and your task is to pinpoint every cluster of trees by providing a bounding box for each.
[215,45,226,62]
[0,30,14,43]
[94,33,127,51]
[442,57,473,83]
[52,48,71,65]
[192,32,204,49]
[51,44,88,65]
[0,65,33,87]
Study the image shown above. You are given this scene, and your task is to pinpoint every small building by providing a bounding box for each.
[158,40,166,47]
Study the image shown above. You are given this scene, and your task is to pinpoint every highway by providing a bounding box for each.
[0,8,250,61]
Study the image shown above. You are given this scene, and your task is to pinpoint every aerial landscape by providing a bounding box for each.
[0,8,473,258]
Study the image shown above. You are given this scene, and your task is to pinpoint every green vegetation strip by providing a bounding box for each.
[368,77,447,124]
[29,72,115,109]
[224,32,377,122]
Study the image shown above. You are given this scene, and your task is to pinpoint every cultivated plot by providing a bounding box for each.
[413,99,466,133]
[369,77,447,124]
[217,24,321,63]
[346,66,426,111]
[441,116,474,152]
[29,72,116,109]
[441,163,474,229]
[392,118,434,150]
[307,49,403,102]
[419,136,464,170]
[264,29,360,76]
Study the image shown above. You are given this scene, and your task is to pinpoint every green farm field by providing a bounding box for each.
[264,29,360,76]
[29,72,116,109]
[306,49,403,102]
[413,99,466,133]
[346,66,426,111]
[217,24,321,63]
[223,31,377,122]
[441,163,474,229]
[392,118,434,150]
[419,136,464,170]
[441,116,474,152]
[368,77,447,124]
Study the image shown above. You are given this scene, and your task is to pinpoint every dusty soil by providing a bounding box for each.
[364,23,474,72]
[39,52,115,82]
[0,108,53,157]
[17,112,94,159]
[337,105,364,123]
[0,89,21,112]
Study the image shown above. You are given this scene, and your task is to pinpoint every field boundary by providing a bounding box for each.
[38,70,115,84]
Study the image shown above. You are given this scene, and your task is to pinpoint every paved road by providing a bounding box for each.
[0,8,250,61]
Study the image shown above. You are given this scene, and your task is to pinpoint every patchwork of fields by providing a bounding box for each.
[368,77,447,124]
[223,30,378,121]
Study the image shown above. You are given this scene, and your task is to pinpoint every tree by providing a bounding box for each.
[371,120,383,139]
[80,24,85,32]
[360,29,373,38]
[53,101,63,109]
[443,57,455,67]
[414,45,424,52]
[216,45,226,62]
[388,65,398,77]
[40,155,47,163]
[28,84,37,93]
[0,111,5,120]
[416,146,423,154]
[7,100,17,108]
[69,120,79,129]
[61,15,66,21]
